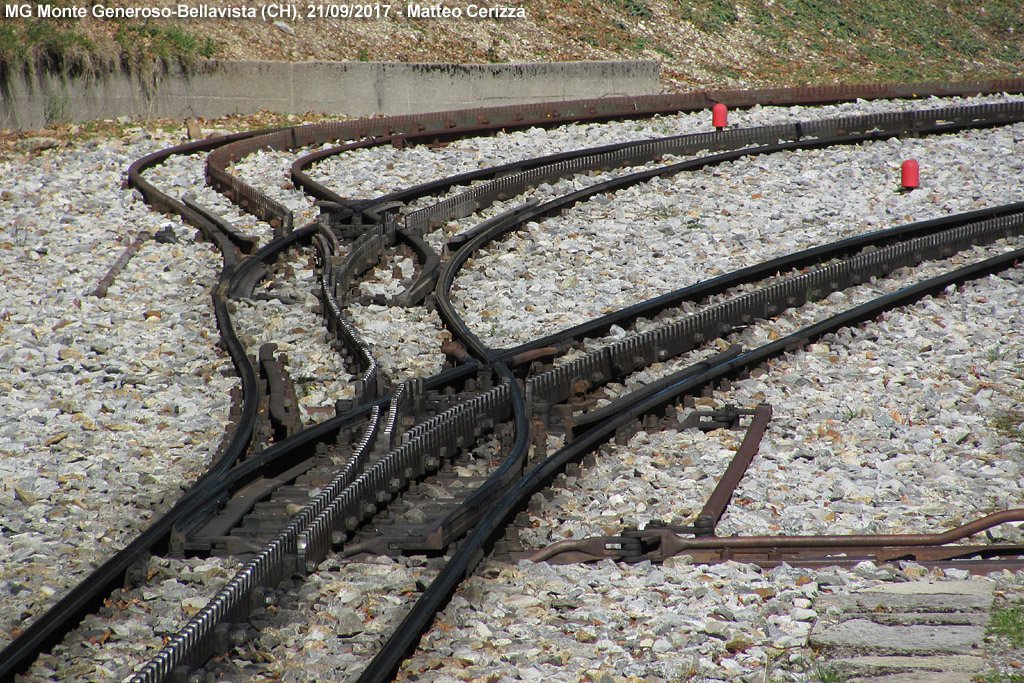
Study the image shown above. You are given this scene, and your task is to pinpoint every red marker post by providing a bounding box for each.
[901,159,919,191]
[712,103,728,130]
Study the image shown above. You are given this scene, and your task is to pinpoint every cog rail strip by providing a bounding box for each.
[4,80,1024,683]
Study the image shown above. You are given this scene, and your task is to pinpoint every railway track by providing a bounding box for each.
[3,81,1024,683]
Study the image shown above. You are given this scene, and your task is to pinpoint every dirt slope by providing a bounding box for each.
[4,0,1022,91]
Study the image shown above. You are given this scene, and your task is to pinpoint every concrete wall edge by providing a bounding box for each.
[1,59,662,130]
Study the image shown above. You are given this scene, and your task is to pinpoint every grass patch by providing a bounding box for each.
[0,24,23,65]
[986,345,1006,362]
[653,44,674,60]
[741,0,1024,83]
[977,674,1024,683]
[43,92,68,125]
[991,410,1024,441]
[672,0,740,34]
[988,606,1024,647]
[805,662,849,682]
[0,17,102,78]
[976,0,1024,36]
[842,407,864,421]
[572,3,639,53]
[115,23,220,71]
[603,0,653,19]
[1,15,219,81]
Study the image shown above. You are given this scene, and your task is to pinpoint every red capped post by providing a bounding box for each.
[901,159,920,191]
[712,103,728,130]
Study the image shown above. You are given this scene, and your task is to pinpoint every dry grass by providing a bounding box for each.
[1,0,1022,91]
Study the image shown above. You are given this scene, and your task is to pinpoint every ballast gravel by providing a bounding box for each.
[231,246,357,421]
[451,123,1024,347]
[399,258,1024,683]
[2,93,1024,682]
[0,128,235,654]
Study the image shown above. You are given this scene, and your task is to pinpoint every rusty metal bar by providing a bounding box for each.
[522,510,1024,565]
[90,231,151,298]
[678,544,1024,564]
[649,509,1024,557]
[259,344,302,442]
[693,403,772,535]
[519,537,635,563]
[652,548,1024,576]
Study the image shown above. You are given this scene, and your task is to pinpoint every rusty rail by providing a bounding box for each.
[217,79,1024,231]
[693,403,772,535]
[7,82,1024,683]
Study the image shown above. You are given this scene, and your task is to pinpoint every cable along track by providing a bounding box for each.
[3,83,1024,683]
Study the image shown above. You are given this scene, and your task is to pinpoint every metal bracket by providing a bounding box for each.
[678,405,757,432]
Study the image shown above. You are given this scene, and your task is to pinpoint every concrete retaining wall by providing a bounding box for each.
[1,60,661,130]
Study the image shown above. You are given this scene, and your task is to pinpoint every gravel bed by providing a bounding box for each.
[199,555,441,683]
[0,128,236,653]
[194,434,505,683]
[347,299,449,383]
[23,555,242,683]
[232,146,324,227]
[3,94,1023,682]
[399,562,1024,683]
[451,122,1024,347]
[142,150,277,248]
[399,558,897,683]
[232,246,357,422]
[388,96,1024,680]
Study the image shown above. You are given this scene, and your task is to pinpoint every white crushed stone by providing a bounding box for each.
[5,93,1024,682]
[232,247,357,421]
[452,122,1024,347]
[0,129,234,651]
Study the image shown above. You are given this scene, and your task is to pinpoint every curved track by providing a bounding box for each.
[4,80,1024,683]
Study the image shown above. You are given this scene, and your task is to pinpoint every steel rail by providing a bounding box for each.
[431,105,1024,368]
[219,80,1024,232]
[8,85,1024,683]
[359,245,1024,683]
[172,144,1019,683]
[556,345,746,435]
[655,510,1024,553]
[0,130,290,683]
[290,132,659,217]
[525,511,1024,565]
[3,128,416,681]
[128,402,387,683]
